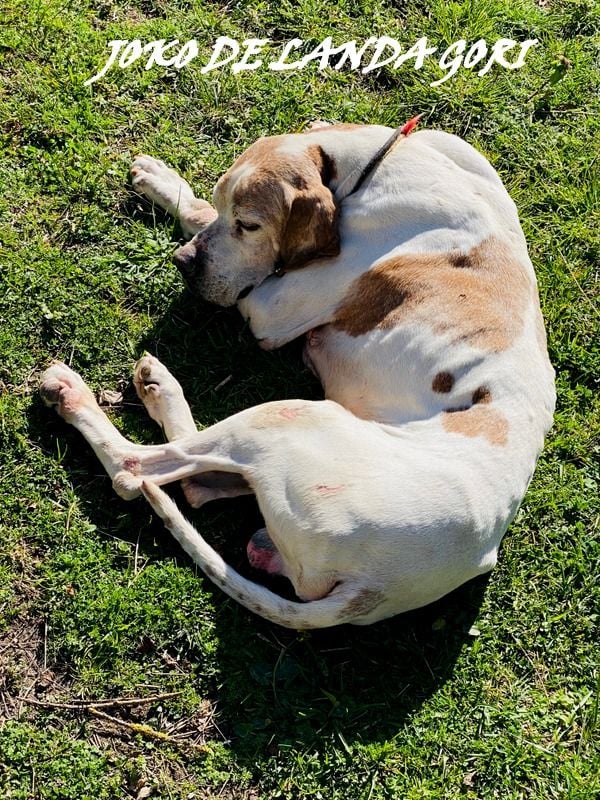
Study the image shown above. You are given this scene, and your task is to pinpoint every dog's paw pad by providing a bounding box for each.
[40,362,96,418]
[133,355,184,423]
[130,155,173,187]
[134,355,171,395]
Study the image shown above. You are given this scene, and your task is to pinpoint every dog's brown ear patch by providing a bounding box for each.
[280,145,340,270]
[280,191,340,270]
[334,237,532,352]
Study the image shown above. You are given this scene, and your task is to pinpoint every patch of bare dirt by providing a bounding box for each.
[0,611,59,724]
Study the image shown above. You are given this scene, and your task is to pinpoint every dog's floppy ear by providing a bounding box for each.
[279,146,340,271]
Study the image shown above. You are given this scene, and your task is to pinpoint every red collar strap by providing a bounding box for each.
[337,113,424,202]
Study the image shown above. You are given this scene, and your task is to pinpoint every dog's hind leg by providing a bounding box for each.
[134,356,285,575]
[133,354,197,440]
[130,155,217,239]
[40,362,380,627]
[133,354,253,508]
[40,361,273,500]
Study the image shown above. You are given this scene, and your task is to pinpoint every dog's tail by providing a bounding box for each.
[141,480,376,629]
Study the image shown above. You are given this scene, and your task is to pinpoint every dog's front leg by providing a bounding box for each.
[237,271,327,349]
[130,155,217,239]
[238,251,362,348]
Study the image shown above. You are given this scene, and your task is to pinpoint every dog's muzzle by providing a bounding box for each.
[172,242,198,280]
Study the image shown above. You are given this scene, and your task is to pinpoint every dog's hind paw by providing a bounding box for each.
[40,362,97,420]
[133,354,185,426]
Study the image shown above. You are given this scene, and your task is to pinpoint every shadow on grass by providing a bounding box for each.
[28,285,491,762]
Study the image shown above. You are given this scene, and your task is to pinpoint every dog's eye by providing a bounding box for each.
[238,221,261,232]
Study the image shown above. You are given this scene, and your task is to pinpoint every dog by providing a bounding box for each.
[40,121,555,628]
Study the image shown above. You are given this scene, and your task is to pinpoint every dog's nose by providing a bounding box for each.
[172,243,198,278]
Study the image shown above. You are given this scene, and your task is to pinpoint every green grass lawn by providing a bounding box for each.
[1,0,599,797]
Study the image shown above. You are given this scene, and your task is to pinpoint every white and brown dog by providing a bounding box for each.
[40,121,555,628]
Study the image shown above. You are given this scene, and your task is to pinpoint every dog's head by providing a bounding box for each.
[173,136,340,306]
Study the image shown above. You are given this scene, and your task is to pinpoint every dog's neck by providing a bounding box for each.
[304,125,397,198]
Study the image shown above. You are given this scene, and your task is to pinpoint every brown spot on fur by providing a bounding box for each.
[333,237,532,352]
[340,588,386,620]
[472,385,492,404]
[432,371,455,393]
[448,251,472,269]
[204,565,216,579]
[442,405,508,446]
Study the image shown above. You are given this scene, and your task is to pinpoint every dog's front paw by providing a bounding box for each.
[40,362,98,420]
[238,275,300,350]
[130,155,194,214]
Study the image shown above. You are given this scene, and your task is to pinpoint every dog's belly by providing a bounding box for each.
[303,325,365,411]
[303,323,458,423]
[303,306,555,436]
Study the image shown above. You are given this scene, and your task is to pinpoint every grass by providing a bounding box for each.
[1,0,599,797]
